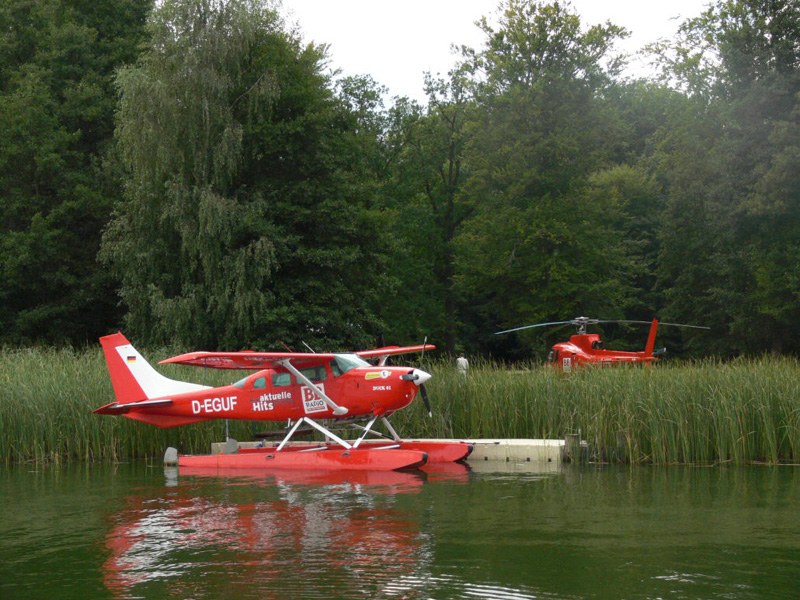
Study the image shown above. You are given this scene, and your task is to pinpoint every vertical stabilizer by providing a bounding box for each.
[100,332,208,404]
[643,319,659,358]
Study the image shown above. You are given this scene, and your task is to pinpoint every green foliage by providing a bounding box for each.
[449,1,634,354]
[104,0,390,350]
[2,0,800,362]
[0,0,151,344]
[654,0,800,355]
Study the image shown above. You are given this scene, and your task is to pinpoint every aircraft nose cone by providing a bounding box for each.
[410,368,432,386]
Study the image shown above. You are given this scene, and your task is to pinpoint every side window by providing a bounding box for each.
[253,377,266,390]
[330,360,342,377]
[272,373,291,387]
[299,365,327,382]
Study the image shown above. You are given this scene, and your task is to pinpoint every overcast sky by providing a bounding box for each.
[282,0,711,103]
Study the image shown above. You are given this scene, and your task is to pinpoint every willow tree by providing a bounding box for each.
[104,0,387,349]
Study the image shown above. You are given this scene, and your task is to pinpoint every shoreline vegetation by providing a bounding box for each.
[2,347,799,466]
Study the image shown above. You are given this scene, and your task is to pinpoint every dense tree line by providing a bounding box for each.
[1,0,798,359]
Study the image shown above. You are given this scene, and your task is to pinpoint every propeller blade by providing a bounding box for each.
[420,383,432,418]
[416,336,432,417]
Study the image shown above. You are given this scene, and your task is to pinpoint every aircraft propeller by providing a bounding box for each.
[400,368,433,416]
[418,337,432,417]
[400,336,433,417]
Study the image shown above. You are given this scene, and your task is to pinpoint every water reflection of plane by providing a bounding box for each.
[176,465,429,490]
[102,466,469,598]
[174,461,472,488]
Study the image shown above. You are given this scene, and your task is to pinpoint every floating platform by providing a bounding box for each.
[176,440,474,472]
[457,438,565,463]
[178,447,428,472]
[233,440,473,464]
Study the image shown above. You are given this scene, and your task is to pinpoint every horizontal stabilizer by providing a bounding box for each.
[94,398,173,415]
[124,412,209,428]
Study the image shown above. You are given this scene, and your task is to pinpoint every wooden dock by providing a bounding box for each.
[455,438,565,463]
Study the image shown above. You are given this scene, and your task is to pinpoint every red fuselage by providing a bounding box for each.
[548,334,657,370]
[117,362,423,426]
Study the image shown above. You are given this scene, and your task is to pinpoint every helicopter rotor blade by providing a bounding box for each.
[497,317,710,336]
[495,321,575,335]
[656,322,711,330]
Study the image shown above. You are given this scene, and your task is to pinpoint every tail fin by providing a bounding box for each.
[100,332,208,404]
[643,319,659,358]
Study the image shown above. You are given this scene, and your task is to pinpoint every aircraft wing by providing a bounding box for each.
[356,344,435,360]
[160,344,435,370]
[159,351,338,370]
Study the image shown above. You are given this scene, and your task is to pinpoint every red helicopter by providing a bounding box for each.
[95,332,472,470]
[495,317,709,371]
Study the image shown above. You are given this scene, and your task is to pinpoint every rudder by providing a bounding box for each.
[100,332,208,405]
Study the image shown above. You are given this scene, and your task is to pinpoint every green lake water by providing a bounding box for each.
[1,461,798,599]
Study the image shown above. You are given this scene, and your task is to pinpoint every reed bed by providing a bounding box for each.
[394,355,800,465]
[1,345,255,465]
[2,347,799,465]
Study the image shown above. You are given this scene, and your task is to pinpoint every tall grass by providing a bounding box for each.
[393,355,800,465]
[2,347,799,465]
[0,345,256,465]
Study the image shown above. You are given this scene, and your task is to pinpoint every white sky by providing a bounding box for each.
[282,0,711,103]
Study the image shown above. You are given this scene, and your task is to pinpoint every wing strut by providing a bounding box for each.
[276,417,352,451]
[277,358,348,416]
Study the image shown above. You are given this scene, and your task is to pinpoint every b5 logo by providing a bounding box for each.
[301,383,325,402]
[302,384,327,414]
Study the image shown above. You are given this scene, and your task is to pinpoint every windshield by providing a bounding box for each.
[332,353,370,376]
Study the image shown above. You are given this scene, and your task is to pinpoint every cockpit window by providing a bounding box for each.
[332,353,370,376]
[233,375,267,389]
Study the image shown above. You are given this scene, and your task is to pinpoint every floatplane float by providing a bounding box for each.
[95,333,472,471]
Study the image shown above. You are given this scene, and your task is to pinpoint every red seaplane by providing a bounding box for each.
[496,317,709,371]
[95,332,472,471]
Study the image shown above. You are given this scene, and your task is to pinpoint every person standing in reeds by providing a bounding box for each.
[456,354,469,379]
